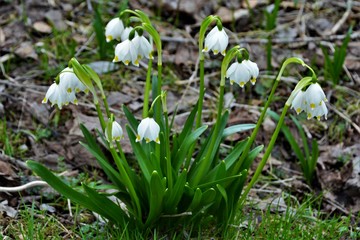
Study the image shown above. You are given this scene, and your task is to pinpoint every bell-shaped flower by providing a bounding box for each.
[243,60,259,85]
[105,121,124,142]
[136,117,160,144]
[133,35,153,60]
[309,101,328,120]
[291,90,307,115]
[226,61,251,88]
[113,39,139,66]
[304,83,327,110]
[291,83,328,121]
[121,26,137,41]
[105,18,124,42]
[42,83,70,109]
[203,26,228,56]
[59,67,87,94]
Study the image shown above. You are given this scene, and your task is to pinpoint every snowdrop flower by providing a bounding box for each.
[136,117,160,144]
[42,82,74,109]
[243,60,259,85]
[291,90,307,115]
[105,121,124,142]
[113,39,139,66]
[291,83,328,120]
[121,27,137,41]
[226,61,251,87]
[105,18,124,42]
[59,67,87,94]
[304,83,327,111]
[133,35,153,60]
[203,26,228,56]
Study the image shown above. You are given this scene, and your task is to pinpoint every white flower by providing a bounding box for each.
[310,101,328,120]
[304,83,327,110]
[42,83,71,109]
[121,27,137,41]
[136,117,160,144]
[291,90,307,114]
[226,61,251,87]
[105,18,124,42]
[105,121,124,142]
[59,67,87,94]
[113,39,139,66]
[291,83,328,121]
[202,26,229,56]
[133,35,153,60]
[243,60,259,85]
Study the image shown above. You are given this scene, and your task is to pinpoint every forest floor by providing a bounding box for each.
[0,0,359,239]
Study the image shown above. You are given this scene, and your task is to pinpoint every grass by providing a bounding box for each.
[1,192,358,239]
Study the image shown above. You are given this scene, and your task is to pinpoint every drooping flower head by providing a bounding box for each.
[136,117,160,144]
[113,39,139,66]
[291,83,328,121]
[42,82,75,109]
[105,18,124,42]
[203,25,229,56]
[105,120,124,142]
[243,60,259,85]
[133,35,153,60]
[226,61,251,87]
[59,67,87,94]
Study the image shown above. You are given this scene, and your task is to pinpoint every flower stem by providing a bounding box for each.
[196,58,205,128]
[164,113,173,190]
[102,96,111,118]
[109,147,142,221]
[231,57,306,175]
[95,102,106,132]
[155,63,162,123]
[239,104,289,205]
[143,58,153,118]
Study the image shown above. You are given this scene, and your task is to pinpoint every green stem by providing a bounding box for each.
[109,147,142,221]
[191,84,225,186]
[95,102,106,132]
[196,58,205,128]
[231,79,279,175]
[231,57,306,175]
[155,64,162,123]
[164,113,172,190]
[143,58,153,118]
[102,96,111,118]
[239,104,289,205]
[266,35,273,71]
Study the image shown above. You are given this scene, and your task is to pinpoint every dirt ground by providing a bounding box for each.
[0,0,359,232]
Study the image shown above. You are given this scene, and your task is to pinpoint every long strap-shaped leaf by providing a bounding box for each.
[27,161,125,224]
[145,171,165,226]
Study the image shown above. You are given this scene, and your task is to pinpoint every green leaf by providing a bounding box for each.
[82,184,128,225]
[224,138,248,170]
[177,101,199,145]
[172,125,208,172]
[187,188,202,211]
[126,125,152,183]
[123,105,139,132]
[222,124,255,138]
[145,171,166,226]
[200,188,216,206]
[27,161,119,223]
[164,170,187,212]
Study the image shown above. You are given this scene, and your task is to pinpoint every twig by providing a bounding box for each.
[325,0,352,36]
[0,181,48,192]
[161,212,192,218]
[327,103,360,134]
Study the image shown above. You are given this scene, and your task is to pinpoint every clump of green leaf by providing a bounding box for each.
[269,111,319,185]
[321,28,351,85]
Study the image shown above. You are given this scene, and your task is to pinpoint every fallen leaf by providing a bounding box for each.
[45,10,67,31]
[33,21,52,34]
[0,200,17,218]
[14,42,38,60]
[0,27,5,46]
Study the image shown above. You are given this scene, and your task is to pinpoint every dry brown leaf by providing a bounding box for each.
[33,21,52,34]
[14,42,38,60]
